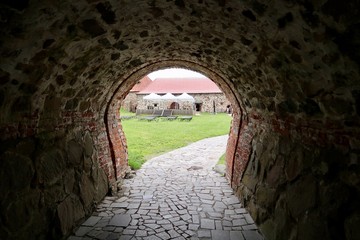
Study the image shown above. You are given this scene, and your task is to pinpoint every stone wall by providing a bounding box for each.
[122,92,137,112]
[192,93,231,113]
[229,114,360,240]
[0,0,359,239]
[0,128,109,239]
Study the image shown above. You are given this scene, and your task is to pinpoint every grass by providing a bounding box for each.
[217,153,226,165]
[120,108,232,169]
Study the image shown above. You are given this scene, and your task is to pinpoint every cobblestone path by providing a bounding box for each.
[68,135,264,240]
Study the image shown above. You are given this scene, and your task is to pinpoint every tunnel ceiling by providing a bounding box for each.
[0,0,359,131]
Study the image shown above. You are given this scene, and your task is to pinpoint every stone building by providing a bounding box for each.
[122,76,152,112]
[0,1,359,240]
[124,77,231,113]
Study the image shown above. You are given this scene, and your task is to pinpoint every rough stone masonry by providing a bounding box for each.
[0,0,359,240]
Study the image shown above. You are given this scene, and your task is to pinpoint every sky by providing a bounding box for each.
[147,68,206,80]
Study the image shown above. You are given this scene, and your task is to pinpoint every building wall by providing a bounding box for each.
[122,92,137,112]
[192,93,231,113]
[135,93,231,113]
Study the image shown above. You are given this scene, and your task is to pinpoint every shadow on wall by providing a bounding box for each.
[236,126,360,240]
[0,131,109,238]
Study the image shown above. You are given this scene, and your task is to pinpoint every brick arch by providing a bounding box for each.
[104,60,246,188]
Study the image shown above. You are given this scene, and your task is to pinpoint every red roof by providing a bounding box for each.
[130,76,152,92]
[138,77,222,94]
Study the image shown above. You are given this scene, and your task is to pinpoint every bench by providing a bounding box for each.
[138,115,158,121]
[178,116,193,121]
[120,116,134,120]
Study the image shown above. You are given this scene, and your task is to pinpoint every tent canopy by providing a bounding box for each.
[143,93,162,100]
[177,92,195,102]
[161,93,177,100]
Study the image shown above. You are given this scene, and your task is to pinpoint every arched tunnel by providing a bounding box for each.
[0,0,359,239]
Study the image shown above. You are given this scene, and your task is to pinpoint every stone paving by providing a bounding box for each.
[68,135,264,240]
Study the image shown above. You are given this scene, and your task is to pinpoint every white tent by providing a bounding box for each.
[143,93,162,100]
[177,92,195,102]
[161,93,177,100]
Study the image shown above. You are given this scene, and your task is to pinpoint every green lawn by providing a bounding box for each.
[120,109,232,169]
[217,153,226,165]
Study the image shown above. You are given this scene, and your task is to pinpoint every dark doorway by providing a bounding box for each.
[195,103,202,112]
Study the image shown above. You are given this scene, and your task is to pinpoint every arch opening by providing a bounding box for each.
[104,61,245,192]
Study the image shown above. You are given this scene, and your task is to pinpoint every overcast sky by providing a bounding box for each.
[147,68,205,80]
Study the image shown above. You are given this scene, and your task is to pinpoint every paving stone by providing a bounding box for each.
[214,201,227,209]
[198,229,211,237]
[198,193,213,200]
[111,202,129,208]
[230,231,245,240]
[137,209,149,215]
[182,233,189,238]
[116,196,128,202]
[143,236,162,240]
[135,229,147,237]
[231,214,245,219]
[201,199,215,205]
[109,214,131,227]
[113,209,126,215]
[123,228,136,235]
[225,210,236,215]
[233,219,247,226]
[177,209,188,215]
[96,231,110,240]
[145,223,160,229]
[244,214,255,224]
[103,226,116,231]
[95,219,110,228]
[82,216,102,226]
[144,219,156,224]
[157,220,170,225]
[155,227,165,233]
[188,224,199,231]
[104,232,118,240]
[242,230,263,240]
[242,224,258,230]
[178,225,188,231]
[119,236,132,240]
[87,230,102,238]
[208,212,223,218]
[235,209,247,214]
[75,226,92,236]
[212,230,230,240]
[128,202,141,209]
[223,220,232,227]
[173,220,187,226]
[67,236,82,240]
[192,215,200,224]
[169,217,181,222]
[215,220,223,230]
[162,224,173,230]
[201,219,215,229]
[99,212,109,217]
[115,227,125,232]
[67,136,262,240]
[168,229,181,238]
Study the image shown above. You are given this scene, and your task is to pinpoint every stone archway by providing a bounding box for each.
[0,0,359,239]
[104,60,244,190]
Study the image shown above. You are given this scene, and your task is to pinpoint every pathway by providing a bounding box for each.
[68,135,263,240]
